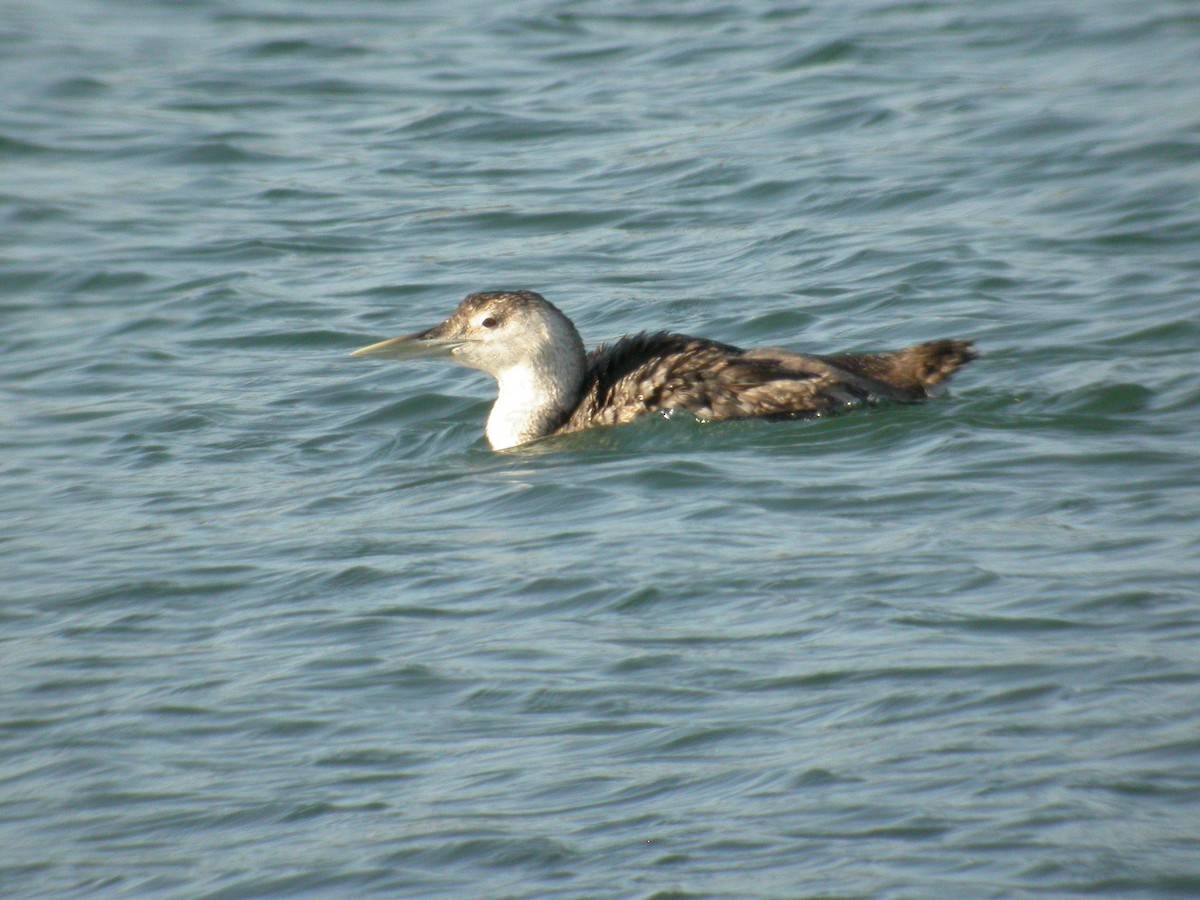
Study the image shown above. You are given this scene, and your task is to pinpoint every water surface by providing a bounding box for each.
[3,0,1200,896]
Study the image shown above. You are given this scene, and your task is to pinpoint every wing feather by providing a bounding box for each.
[557,332,975,435]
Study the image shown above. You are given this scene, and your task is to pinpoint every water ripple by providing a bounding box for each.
[3,0,1199,897]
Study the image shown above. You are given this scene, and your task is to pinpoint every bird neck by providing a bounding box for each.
[486,350,585,450]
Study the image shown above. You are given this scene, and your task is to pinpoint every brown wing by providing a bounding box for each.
[559,333,857,432]
[558,333,976,434]
[805,339,977,401]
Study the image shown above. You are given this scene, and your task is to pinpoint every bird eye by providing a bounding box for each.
[481,317,498,329]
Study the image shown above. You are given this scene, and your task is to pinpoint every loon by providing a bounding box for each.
[352,290,975,451]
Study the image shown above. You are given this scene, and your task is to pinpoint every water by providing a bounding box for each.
[3,0,1200,895]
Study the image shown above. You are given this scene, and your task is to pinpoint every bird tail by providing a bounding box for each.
[820,339,977,401]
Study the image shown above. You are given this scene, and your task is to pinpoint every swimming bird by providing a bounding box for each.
[352,290,975,451]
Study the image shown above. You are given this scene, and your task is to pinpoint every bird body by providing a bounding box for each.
[352,290,975,450]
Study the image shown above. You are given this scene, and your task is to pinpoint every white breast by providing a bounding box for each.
[486,362,555,450]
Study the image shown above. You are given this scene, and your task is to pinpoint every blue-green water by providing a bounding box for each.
[4,0,1200,896]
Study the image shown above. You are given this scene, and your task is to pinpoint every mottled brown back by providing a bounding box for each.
[559,333,975,434]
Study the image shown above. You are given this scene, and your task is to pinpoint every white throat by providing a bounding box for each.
[486,360,578,450]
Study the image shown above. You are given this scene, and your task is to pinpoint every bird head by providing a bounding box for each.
[352,290,583,378]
